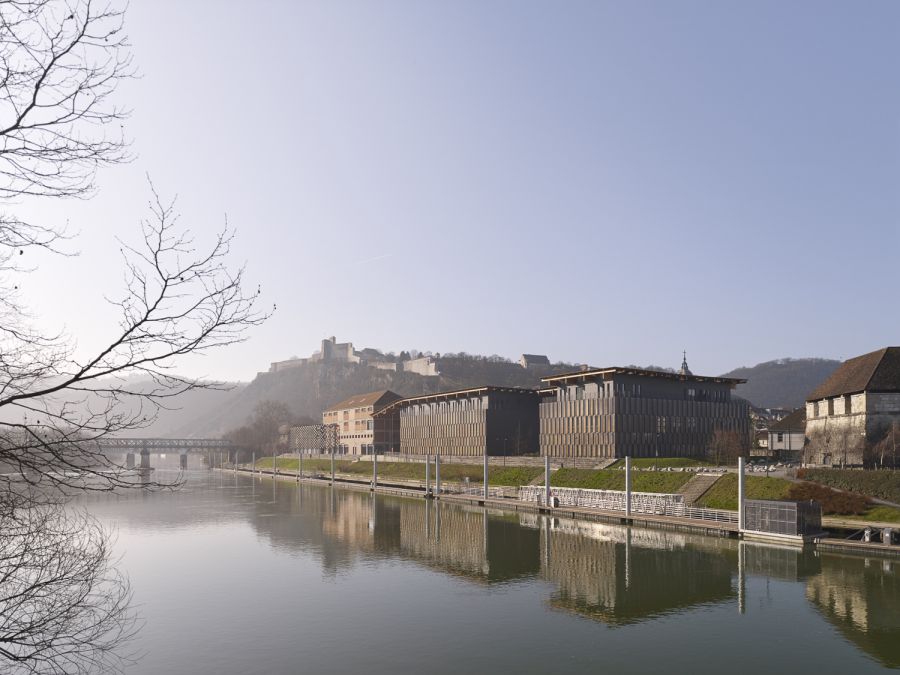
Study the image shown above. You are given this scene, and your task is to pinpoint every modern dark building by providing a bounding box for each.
[538,357,749,459]
[374,386,540,456]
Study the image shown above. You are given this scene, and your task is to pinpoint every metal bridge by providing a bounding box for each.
[97,438,232,470]
[97,438,232,451]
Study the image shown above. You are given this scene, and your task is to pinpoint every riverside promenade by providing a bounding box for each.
[219,464,900,558]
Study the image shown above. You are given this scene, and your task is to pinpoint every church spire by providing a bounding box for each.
[679,350,692,377]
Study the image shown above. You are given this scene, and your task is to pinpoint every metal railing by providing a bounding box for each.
[518,485,737,524]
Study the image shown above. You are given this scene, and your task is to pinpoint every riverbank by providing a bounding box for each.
[219,466,900,558]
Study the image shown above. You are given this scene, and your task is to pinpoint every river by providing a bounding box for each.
[83,455,900,674]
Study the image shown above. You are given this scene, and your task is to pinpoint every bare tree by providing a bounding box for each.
[0,0,131,200]
[869,421,900,469]
[0,0,133,302]
[0,187,269,494]
[0,492,137,674]
[708,428,744,466]
[225,400,294,461]
[0,3,270,672]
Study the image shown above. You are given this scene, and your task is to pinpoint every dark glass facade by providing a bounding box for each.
[376,387,540,456]
[539,369,750,459]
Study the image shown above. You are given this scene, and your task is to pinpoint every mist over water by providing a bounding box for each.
[84,463,900,674]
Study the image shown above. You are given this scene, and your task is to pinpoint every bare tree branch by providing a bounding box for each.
[0,493,138,674]
[0,182,271,494]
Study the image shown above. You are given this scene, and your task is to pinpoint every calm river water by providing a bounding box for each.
[85,456,900,674]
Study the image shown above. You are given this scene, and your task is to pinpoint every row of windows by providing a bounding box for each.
[401,401,484,416]
[543,397,742,415]
[402,410,487,426]
[323,405,374,422]
[553,383,731,403]
[401,423,486,440]
[810,395,856,418]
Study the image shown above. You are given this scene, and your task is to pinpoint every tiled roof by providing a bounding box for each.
[324,390,401,412]
[806,347,900,401]
[770,408,806,432]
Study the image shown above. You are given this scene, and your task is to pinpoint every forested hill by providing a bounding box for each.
[172,355,579,438]
[721,358,842,410]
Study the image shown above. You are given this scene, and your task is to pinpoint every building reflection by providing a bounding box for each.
[398,502,541,582]
[90,472,900,665]
[806,554,900,668]
[537,517,736,625]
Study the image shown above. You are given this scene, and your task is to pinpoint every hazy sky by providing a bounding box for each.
[16,0,900,382]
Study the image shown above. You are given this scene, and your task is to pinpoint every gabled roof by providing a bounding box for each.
[806,347,900,401]
[769,408,806,433]
[521,353,550,365]
[324,390,401,412]
[541,366,745,386]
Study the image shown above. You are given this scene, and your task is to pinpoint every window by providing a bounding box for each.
[777,433,784,443]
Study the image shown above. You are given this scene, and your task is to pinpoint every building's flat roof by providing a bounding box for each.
[373,386,539,416]
[541,366,746,386]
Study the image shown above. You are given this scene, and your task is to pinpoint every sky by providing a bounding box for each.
[14,0,900,382]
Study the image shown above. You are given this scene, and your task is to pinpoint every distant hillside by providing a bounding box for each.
[184,356,577,437]
[722,358,841,410]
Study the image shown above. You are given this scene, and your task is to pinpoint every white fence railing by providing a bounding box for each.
[519,486,683,513]
[518,486,737,524]
[441,484,516,499]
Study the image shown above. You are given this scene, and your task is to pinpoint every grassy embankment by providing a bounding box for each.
[258,457,542,486]
[697,473,900,523]
[255,457,900,521]
[259,457,693,491]
[798,469,900,504]
[696,474,792,510]
[551,468,694,493]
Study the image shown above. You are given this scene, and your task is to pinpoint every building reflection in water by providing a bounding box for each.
[535,516,736,625]
[105,474,900,667]
[251,479,900,667]
[805,553,900,668]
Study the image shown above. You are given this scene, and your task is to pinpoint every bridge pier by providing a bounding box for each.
[180,453,188,470]
[140,450,151,470]
[126,453,135,469]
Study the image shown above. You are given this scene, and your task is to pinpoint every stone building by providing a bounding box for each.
[538,357,749,459]
[519,354,550,369]
[805,347,900,467]
[374,386,540,456]
[322,390,402,455]
[269,336,440,376]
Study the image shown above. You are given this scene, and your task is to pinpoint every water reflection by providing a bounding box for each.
[537,518,736,625]
[86,473,900,671]
[806,554,900,668]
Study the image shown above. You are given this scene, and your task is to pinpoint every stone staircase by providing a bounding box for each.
[679,473,722,506]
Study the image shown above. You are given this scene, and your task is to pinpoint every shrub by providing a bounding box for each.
[788,482,870,516]
[797,469,900,504]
